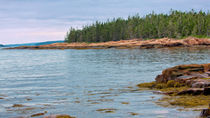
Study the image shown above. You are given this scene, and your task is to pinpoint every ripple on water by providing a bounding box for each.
[0,48,209,118]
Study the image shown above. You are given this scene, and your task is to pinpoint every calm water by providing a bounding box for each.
[0,48,209,118]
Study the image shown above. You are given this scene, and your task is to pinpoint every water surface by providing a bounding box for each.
[0,47,209,118]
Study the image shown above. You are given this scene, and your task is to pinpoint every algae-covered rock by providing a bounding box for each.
[96,108,117,113]
[31,112,45,117]
[157,95,210,108]
[12,104,25,107]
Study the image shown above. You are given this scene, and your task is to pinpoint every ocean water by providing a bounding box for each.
[0,47,209,118]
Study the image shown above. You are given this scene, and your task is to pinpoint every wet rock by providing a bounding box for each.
[153,91,175,95]
[155,75,164,83]
[192,82,206,88]
[12,104,25,107]
[176,75,197,82]
[204,87,210,95]
[26,98,32,101]
[200,105,210,118]
[43,114,76,118]
[153,91,167,95]
[180,78,210,88]
[128,112,139,116]
[74,101,80,103]
[121,102,129,104]
[177,88,204,95]
[31,112,45,117]
[192,80,210,88]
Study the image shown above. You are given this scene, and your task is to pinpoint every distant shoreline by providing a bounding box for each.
[3,40,64,48]
[5,37,210,50]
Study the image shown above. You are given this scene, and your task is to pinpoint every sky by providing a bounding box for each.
[0,0,209,44]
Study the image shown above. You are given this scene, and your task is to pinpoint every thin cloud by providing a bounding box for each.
[0,0,209,44]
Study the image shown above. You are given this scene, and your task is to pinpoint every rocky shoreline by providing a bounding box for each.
[138,63,210,117]
[155,63,210,95]
[5,37,210,50]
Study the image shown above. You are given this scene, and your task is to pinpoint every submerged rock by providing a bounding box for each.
[31,112,46,117]
[128,112,140,116]
[12,104,25,107]
[96,108,117,113]
[43,114,76,118]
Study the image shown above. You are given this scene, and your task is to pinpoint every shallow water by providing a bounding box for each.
[0,47,209,118]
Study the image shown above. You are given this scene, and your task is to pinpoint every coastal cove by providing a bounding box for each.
[0,47,210,118]
[1,0,210,117]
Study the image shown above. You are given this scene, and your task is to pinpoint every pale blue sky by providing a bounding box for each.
[0,0,209,44]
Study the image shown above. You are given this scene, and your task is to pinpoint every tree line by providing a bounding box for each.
[65,10,210,43]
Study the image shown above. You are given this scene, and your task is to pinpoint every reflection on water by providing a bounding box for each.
[0,47,209,118]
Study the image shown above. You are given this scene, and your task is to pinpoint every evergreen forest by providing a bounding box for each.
[65,10,210,43]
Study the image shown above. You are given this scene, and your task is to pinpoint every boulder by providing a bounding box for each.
[155,63,210,83]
